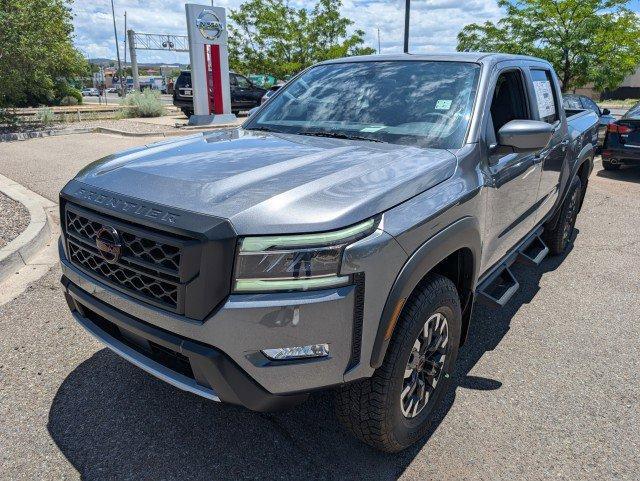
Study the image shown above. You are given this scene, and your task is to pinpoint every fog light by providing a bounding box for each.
[262,343,329,360]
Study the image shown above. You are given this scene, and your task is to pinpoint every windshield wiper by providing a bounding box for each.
[298,130,385,143]
[247,126,279,133]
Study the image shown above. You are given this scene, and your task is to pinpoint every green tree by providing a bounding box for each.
[456,0,640,92]
[0,0,89,108]
[228,0,375,79]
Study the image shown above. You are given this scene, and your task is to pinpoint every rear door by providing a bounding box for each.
[481,64,543,271]
[529,68,568,222]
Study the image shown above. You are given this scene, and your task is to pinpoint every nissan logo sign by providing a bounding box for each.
[95,226,122,264]
[196,10,223,40]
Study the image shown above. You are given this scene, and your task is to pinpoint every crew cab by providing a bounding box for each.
[59,53,598,452]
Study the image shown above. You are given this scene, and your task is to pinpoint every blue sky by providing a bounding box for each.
[71,0,640,64]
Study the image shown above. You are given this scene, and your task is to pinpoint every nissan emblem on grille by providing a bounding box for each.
[95,226,122,263]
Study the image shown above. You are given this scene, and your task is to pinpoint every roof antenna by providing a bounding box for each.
[403,0,410,53]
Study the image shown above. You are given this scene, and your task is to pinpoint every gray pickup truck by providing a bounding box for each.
[58,53,598,452]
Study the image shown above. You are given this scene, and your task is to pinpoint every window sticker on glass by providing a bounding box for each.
[435,99,452,110]
[533,80,555,119]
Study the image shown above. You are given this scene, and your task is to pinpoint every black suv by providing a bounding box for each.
[173,70,266,117]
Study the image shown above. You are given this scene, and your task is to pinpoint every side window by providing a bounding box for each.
[530,69,559,124]
[489,70,530,137]
[229,74,238,86]
[236,75,251,89]
[562,95,582,110]
[581,97,601,116]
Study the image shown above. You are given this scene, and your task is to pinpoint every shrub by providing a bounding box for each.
[65,87,83,105]
[120,89,165,118]
[59,95,78,106]
[35,106,55,126]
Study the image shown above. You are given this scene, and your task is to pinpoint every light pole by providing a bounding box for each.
[377,28,381,54]
[110,0,125,95]
[403,0,410,53]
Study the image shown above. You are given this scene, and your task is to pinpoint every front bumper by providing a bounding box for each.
[63,277,308,411]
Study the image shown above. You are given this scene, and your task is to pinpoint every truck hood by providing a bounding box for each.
[73,129,457,234]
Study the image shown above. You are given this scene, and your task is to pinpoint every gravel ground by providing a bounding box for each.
[0,136,638,480]
[0,192,30,248]
[58,119,175,134]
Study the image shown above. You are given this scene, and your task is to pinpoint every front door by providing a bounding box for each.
[482,67,543,272]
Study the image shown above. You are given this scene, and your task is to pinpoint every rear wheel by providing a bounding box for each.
[602,160,620,171]
[181,108,193,118]
[543,176,582,255]
[335,274,461,452]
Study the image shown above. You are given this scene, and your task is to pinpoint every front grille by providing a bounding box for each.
[66,210,181,274]
[68,241,179,308]
[63,203,193,312]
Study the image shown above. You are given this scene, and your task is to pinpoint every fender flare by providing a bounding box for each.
[370,216,482,368]
[548,142,594,229]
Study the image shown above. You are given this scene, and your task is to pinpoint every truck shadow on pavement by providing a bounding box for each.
[47,239,575,481]
[596,165,640,184]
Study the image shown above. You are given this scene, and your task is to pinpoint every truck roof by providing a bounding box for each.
[319,52,550,66]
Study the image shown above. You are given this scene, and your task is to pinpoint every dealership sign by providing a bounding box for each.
[185,4,233,121]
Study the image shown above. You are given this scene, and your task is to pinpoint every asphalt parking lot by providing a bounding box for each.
[0,133,639,480]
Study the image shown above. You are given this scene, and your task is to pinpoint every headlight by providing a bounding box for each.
[233,218,376,293]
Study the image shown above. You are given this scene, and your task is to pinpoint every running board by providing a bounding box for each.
[516,235,549,267]
[477,266,520,308]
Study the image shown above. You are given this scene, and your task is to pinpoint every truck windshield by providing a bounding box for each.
[245,60,480,149]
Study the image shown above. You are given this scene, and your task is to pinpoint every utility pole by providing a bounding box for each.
[377,28,381,54]
[403,0,410,53]
[123,12,127,66]
[128,30,139,91]
[110,0,125,95]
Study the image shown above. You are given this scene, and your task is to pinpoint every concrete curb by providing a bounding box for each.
[0,128,94,142]
[1,123,241,143]
[94,124,238,138]
[0,174,56,284]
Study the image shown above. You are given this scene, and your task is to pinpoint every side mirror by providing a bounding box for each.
[248,107,259,117]
[602,108,610,116]
[497,120,554,151]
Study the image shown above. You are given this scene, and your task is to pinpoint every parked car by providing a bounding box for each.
[59,53,598,452]
[601,100,640,170]
[562,94,616,150]
[173,70,266,117]
[260,82,285,104]
[81,88,99,97]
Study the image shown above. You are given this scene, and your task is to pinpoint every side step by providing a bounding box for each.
[477,266,520,308]
[516,235,549,267]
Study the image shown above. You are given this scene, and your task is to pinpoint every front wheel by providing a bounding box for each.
[335,274,461,452]
[543,176,582,255]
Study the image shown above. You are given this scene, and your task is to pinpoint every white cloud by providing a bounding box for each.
[71,0,503,64]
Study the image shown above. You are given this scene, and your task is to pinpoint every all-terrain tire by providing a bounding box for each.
[335,274,461,452]
[602,160,620,171]
[542,176,582,255]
